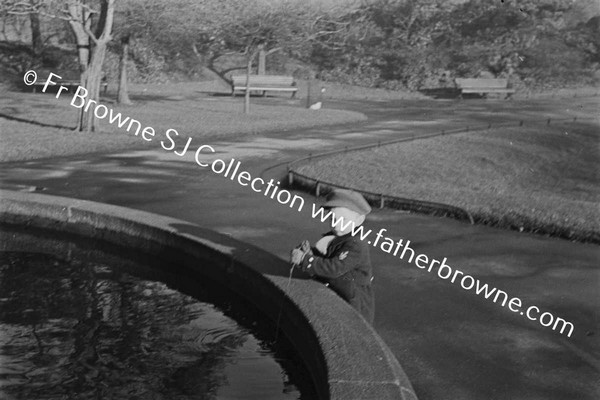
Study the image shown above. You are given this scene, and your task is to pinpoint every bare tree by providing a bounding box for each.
[223,8,285,113]
[8,0,116,132]
[215,1,349,113]
[69,0,116,131]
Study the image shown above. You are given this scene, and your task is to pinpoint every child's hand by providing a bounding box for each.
[290,248,305,266]
[300,240,311,254]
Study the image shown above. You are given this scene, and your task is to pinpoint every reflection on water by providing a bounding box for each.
[0,251,302,400]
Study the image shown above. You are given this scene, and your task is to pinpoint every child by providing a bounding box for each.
[291,189,375,324]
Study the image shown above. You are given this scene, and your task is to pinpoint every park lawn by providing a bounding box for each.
[0,82,366,162]
[0,119,146,161]
[296,122,600,240]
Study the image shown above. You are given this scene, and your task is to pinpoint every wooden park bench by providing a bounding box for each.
[455,78,515,99]
[231,75,297,97]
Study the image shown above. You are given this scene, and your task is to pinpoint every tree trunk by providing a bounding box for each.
[68,0,115,132]
[257,46,281,76]
[244,55,252,114]
[29,10,42,55]
[67,4,91,74]
[79,44,107,131]
[117,35,132,104]
[258,49,266,75]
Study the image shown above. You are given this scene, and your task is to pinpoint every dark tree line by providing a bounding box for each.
[2,0,598,127]
[309,0,599,90]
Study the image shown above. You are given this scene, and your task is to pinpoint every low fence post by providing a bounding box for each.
[315,181,320,197]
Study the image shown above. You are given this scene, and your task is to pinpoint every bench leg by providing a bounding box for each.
[291,91,296,99]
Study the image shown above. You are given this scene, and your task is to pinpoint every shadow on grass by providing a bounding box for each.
[419,88,481,99]
[0,112,74,130]
[126,94,183,103]
[211,91,300,101]
[419,88,458,99]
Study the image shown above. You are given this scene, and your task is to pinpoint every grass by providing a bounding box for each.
[296,122,600,241]
[0,119,145,162]
[0,81,366,162]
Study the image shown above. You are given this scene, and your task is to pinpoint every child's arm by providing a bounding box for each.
[300,241,361,279]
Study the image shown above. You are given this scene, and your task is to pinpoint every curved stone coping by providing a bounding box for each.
[0,190,418,400]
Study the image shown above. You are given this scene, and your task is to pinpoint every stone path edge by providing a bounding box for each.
[0,189,418,400]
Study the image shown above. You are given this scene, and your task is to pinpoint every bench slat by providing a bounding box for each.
[233,82,296,87]
[233,79,294,84]
[461,88,515,93]
[455,78,509,89]
[231,75,297,97]
[233,76,294,81]
[232,75,294,84]
[454,78,514,98]
[233,86,297,91]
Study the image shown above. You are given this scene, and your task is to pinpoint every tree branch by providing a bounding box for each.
[265,47,281,56]
[83,23,99,44]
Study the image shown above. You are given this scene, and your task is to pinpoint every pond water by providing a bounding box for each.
[0,226,314,400]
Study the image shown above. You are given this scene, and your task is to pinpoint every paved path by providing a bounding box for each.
[1,96,599,400]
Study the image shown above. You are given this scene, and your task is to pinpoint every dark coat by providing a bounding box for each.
[301,232,375,324]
